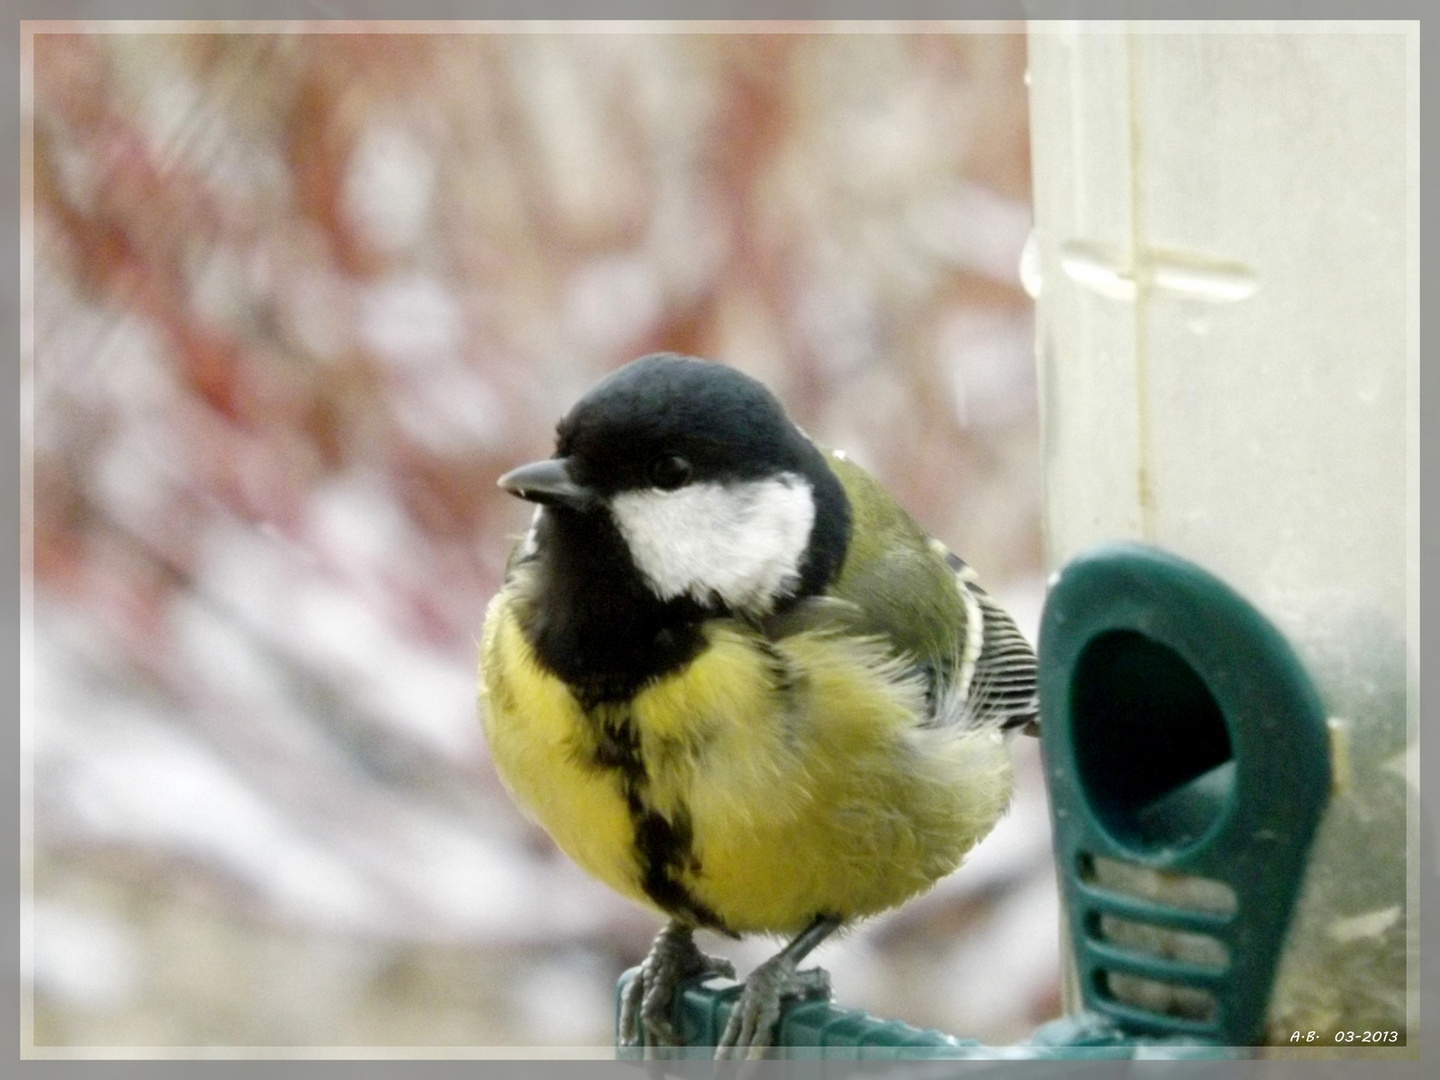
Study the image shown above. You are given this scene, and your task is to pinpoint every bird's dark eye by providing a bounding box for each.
[648,454,692,491]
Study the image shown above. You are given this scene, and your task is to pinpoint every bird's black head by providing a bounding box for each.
[500,353,852,617]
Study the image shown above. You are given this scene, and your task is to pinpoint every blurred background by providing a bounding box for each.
[23,24,1057,1051]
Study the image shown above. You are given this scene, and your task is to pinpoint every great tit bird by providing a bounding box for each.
[479,353,1038,1058]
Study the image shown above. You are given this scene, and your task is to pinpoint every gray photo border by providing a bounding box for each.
[8,2,1435,1079]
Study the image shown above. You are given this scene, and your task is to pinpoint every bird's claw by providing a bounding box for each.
[715,958,832,1060]
[619,922,736,1055]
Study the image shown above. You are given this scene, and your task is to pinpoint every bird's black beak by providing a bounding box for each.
[497,457,598,510]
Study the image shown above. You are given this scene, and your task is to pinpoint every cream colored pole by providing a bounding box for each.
[1025,21,1416,1051]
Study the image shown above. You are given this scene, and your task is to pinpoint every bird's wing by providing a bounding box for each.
[930,541,1039,735]
[818,450,1039,735]
[758,595,867,640]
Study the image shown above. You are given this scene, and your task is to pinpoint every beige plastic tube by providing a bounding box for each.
[1025,22,1416,1051]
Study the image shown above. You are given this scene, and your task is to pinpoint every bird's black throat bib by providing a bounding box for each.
[516,504,714,707]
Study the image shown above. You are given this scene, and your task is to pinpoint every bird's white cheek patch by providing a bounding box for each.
[610,475,816,615]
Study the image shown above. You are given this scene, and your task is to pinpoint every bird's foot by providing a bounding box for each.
[715,955,832,1060]
[619,921,736,1054]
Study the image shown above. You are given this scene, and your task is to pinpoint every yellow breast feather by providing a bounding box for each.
[479,593,651,911]
[480,591,1014,937]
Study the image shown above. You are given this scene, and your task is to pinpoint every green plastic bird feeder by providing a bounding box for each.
[1038,542,1331,1048]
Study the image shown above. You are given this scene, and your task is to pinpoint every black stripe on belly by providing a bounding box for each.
[589,704,733,935]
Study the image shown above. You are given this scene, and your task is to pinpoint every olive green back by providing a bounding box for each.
[823,453,968,672]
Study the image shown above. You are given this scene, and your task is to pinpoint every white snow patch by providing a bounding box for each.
[358,273,463,368]
[343,121,437,254]
[390,364,509,456]
[513,950,616,1044]
[563,254,664,354]
[40,695,387,932]
[938,308,1036,431]
[29,902,141,1011]
[909,182,1032,287]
